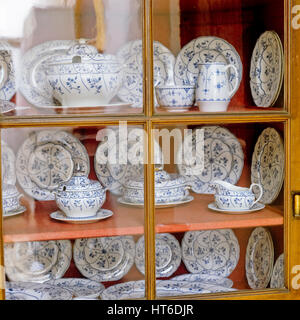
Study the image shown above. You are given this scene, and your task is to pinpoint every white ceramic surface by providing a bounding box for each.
[1,140,16,185]
[208,202,265,214]
[171,273,233,288]
[155,85,195,108]
[5,240,72,283]
[50,209,113,224]
[73,236,135,282]
[2,184,23,213]
[251,127,285,204]
[211,180,263,210]
[270,253,285,289]
[250,31,283,107]
[46,278,105,299]
[196,62,239,112]
[116,40,175,108]
[174,36,242,97]
[0,100,15,113]
[44,42,124,107]
[176,126,244,194]
[135,233,182,278]
[245,227,274,289]
[16,130,90,201]
[181,229,240,277]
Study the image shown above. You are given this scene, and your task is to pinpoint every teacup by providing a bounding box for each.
[155,85,195,108]
[211,180,263,210]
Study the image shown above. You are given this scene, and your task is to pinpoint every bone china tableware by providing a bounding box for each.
[250,31,283,107]
[196,62,239,112]
[251,127,284,204]
[16,130,90,201]
[55,174,107,218]
[2,184,24,216]
[270,253,284,289]
[73,236,136,282]
[210,180,263,211]
[4,240,72,283]
[44,41,124,107]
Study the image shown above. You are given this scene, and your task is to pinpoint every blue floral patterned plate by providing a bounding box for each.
[208,202,265,214]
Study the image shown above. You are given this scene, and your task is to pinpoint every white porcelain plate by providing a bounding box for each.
[16,130,90,200]
[46,278,105,299]
[20,40,78,107]
[73,236,136,282]
[117,195,194,209]
[4,240,72,283]
[251,127,284,204]
[50,209,113,224]
[116,40,175,108]
[181,229,240,277]
[174,36,242,97]
[245,227,274,289]
[0,41,16,101]
[171,273,233,288]
[5,281,73,300]
[270,253,285,289]
[177,126,244,194]
[208,202,265,214]
[135,233,181,278]
[250,31,283,107]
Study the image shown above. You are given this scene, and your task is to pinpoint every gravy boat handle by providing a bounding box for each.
[250,183,263,206]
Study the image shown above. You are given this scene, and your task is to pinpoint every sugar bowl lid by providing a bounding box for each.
[58,175,104,193]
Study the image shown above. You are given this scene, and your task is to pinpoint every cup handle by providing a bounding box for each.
[250,183,263,206]
[224,64,239,99]
[0,60,8,89]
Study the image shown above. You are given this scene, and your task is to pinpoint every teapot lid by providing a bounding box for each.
[59,175,103,192]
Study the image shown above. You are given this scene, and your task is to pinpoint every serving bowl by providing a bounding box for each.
[43,41,124,107]
[55,175,107,218]
[121,169,190,205]
[155,85,195,108]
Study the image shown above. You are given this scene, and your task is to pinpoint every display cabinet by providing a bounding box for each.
[0,0,299,300]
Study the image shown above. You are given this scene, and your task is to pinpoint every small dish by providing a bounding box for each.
[208,202,265,214]
[155,85,195,108]
[50,209,113,224]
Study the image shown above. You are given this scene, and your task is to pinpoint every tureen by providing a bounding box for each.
[121,169,190,205]
[55,174,107,218]
[43,40,124,107]
[2,184,23,213]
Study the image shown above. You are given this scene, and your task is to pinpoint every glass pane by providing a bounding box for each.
[1,124,148,300]
[152,122,285,298]
[152,0,285,114]
[0,0,145,117]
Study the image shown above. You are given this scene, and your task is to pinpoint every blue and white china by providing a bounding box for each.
[16,130,90,201]
[171,273,233,288]
[174,36,242,98]
[20,40,78,107]
[116,40,175,108]
[1,140,16,185]
[196,62,239,112]
[135,233,182,278]
[120,170,191,206]
[181,229,240,277]
[176,126,244,194]
[94,126,164,196]
[46,278,105,299]
[270,253,284,289]
[251,127,284,204]
[0,100,15,114]
[50,209,113,224]
[55,174,107,218]
[250,31,283,107]
[100,279,236,300]
[211,180,263,211]
[155,85,195,109]
[44,41,124,107]
[0,42,16,101]
[4,240,72,283]
[2,184,23,214]
[208,202,265,214]
[3,205,26,218]
[73,236,135,282]
[245,227,274,289]
[5,281,73,300]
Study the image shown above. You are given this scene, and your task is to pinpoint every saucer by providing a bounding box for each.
[4,205,26,218]
[50,209,113,224]
[117,195,194,208]
[208,202,265,214]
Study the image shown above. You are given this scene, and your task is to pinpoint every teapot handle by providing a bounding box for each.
[250,183,263,206]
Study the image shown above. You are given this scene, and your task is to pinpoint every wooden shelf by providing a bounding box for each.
[3,193,283,243]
